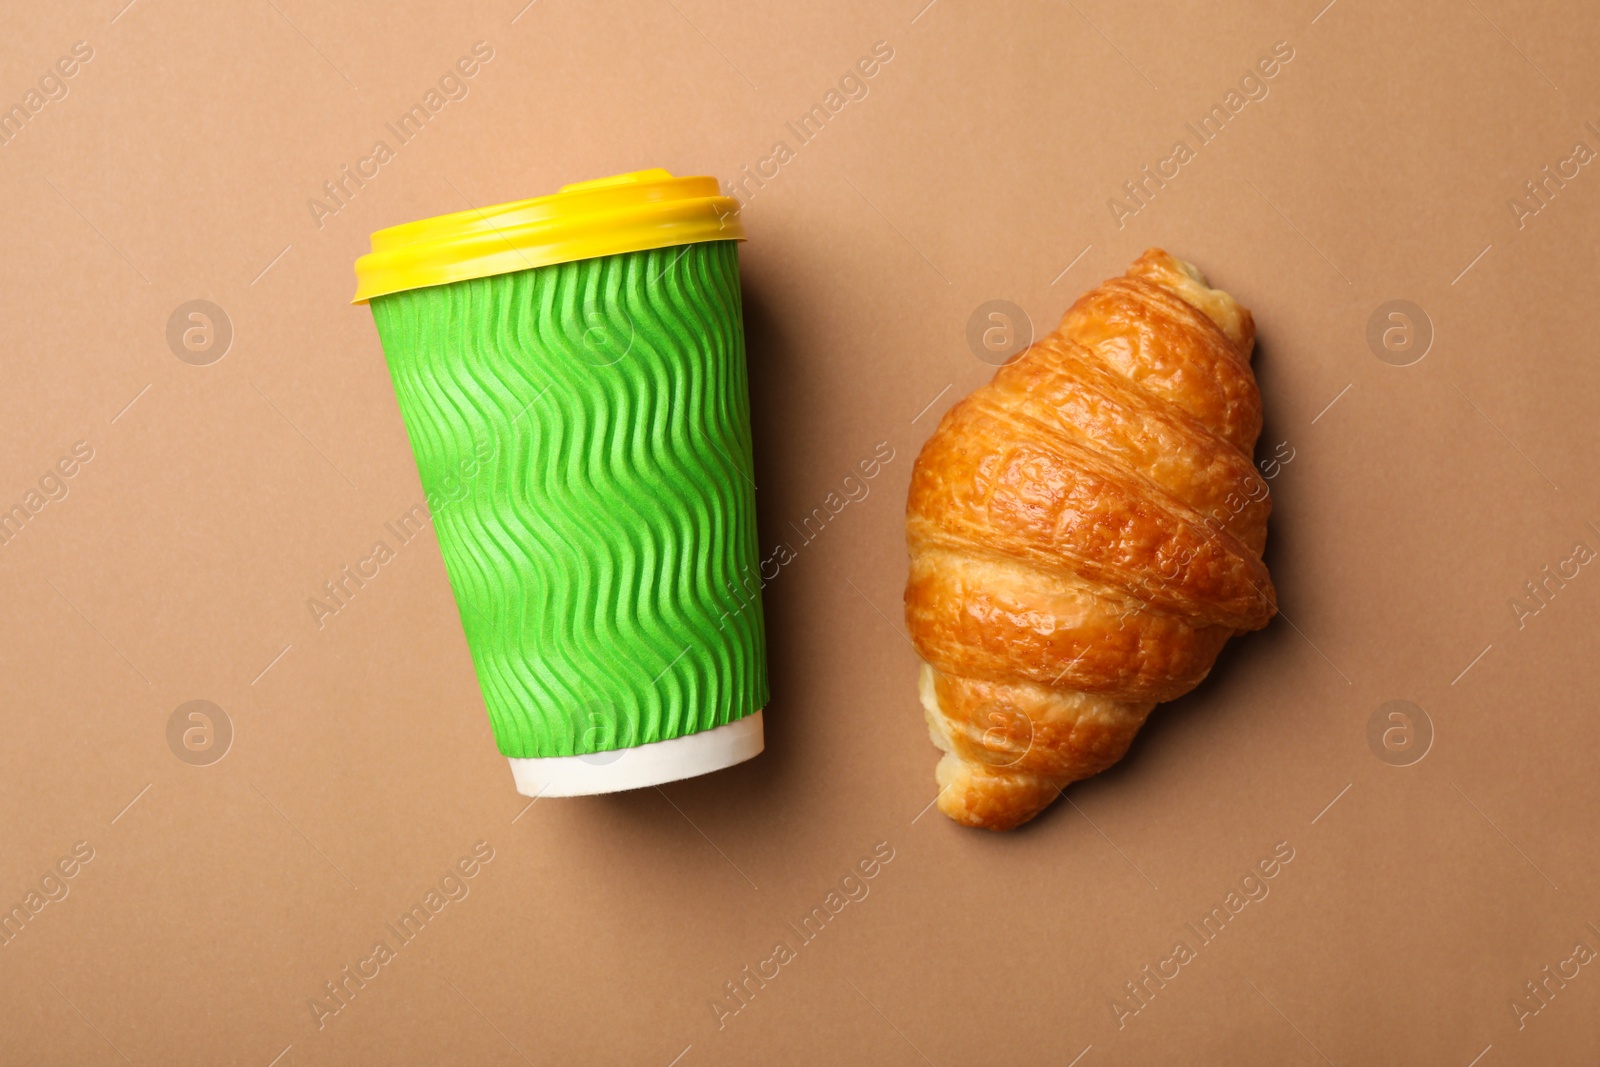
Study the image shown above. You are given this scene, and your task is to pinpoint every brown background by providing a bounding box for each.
[4,0,1599,1063]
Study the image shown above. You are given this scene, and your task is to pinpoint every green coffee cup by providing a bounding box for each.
[353,169,767,795]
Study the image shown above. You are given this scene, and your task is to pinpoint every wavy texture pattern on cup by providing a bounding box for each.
[370,241,767,758]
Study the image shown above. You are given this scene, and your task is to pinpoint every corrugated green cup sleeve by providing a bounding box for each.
[369,240,768,759]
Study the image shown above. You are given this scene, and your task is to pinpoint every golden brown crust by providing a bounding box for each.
[984,337,1270,555]
[905,548,1233,702]
[920,664,1155,832]
[904,249,1276,831]
[1062,276,1260,453]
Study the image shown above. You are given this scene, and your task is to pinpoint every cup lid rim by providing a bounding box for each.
[351,168,745,304]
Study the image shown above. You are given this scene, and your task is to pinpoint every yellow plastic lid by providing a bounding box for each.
[351,168,744,303]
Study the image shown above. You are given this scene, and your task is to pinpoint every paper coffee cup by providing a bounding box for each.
[353,169,767,796]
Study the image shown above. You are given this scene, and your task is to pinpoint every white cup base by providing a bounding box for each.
[507,710,765,797]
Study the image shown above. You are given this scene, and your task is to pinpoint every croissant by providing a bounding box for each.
[904,249,1276,831]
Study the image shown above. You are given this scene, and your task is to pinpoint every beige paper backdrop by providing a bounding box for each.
[3,0,1599,1063]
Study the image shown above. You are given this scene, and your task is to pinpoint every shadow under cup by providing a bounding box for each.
[366,239,768,796]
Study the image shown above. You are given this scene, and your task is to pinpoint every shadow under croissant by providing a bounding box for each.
[1251,325,1292,592]
[979,649,1292,839]
[1003,327,1298,835]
